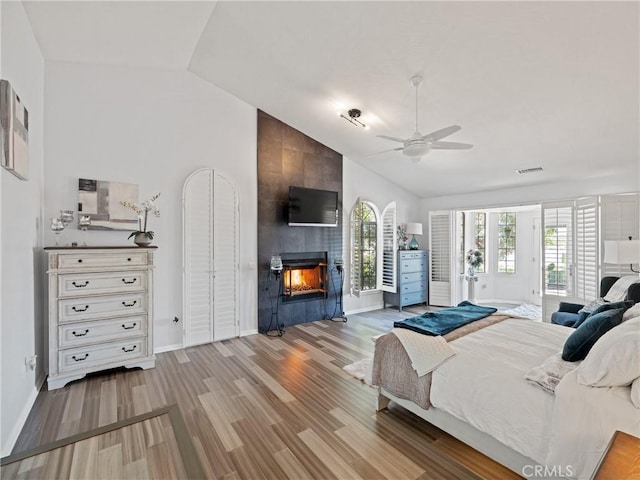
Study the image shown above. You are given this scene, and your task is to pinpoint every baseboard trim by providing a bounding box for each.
[345,304,385,315]
[1,375,45,457]
[154,343,183,354]
[240,329,258,337]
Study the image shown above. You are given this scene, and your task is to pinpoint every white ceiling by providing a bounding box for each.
[23,1,640,198]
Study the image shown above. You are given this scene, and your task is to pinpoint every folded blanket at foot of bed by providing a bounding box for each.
[373,313,509,409]
[394,301,498,336]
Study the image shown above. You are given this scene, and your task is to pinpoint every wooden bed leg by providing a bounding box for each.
[376,391,391,411]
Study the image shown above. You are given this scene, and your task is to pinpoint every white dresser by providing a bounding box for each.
[45,246,156,389]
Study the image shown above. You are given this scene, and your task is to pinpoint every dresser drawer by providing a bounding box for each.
[400,271,426,284]
[59,315,147,348]
[401,292,426,306]
[400,258,427,273]
[399,251,426,260]
[59,271,146,298]
[59,293,147,323]
[57,251,148,270]
[59,338,147,373]
[400,281,426,295]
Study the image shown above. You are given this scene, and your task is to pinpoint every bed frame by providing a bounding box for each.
[377,388,537,476]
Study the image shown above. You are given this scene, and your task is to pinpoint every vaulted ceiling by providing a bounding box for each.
[23,1,639,198]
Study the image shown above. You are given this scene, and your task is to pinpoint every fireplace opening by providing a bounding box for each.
[280,252,328,303]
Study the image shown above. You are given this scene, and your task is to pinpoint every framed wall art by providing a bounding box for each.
[0,79,29,180]
[78,178,139,230]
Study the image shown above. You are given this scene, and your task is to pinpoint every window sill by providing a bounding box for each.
[352,289,381,298]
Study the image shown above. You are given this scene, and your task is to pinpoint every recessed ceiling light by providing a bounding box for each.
[515,167,544,174]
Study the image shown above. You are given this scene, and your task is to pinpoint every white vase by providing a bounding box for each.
[134,233,151,247]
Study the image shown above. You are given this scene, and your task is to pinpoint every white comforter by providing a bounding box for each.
[431,319,571,465]
[547,369,640,479]
[429,318,638,479]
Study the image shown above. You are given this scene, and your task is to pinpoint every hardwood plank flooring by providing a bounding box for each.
[7,308,522,479]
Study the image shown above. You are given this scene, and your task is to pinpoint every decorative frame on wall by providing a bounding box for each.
[78,178,139,230]
[0,79,29,180]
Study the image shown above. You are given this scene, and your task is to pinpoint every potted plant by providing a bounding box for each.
[121,193,160,246]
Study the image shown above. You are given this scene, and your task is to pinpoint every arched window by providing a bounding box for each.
[351,201,378,293]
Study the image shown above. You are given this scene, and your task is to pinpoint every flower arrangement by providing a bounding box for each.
[466,249,483,268]
[397,225,409,249]
[121,193,160,240]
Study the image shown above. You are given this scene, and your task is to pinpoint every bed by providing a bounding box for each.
[372,311,640,480]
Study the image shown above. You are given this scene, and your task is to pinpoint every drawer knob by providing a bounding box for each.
[72,281,89,288]
[72,329,89,337]
[121,278,137,284]
[127,258,132,262]
[122,322,137,330]
[122,345,137,353]
[77,259,83,263]
[122,300,137,308]
[72,353,89,362]
[71,305,90,312]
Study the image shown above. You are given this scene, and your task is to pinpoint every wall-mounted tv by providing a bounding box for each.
[288,186,338,227]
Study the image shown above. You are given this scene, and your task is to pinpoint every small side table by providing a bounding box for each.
[592,430,640,479]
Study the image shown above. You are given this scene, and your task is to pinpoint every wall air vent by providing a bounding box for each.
[515,167,544,174]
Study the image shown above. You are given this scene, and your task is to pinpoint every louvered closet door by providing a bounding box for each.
[429,211,453,306]
[183,169,238,347]
[381,202,397,292]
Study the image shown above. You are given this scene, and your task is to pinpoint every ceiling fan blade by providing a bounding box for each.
[431,141,474,150]
[421,125,462,142]
[376,135,407,143]
[367,147,404,156]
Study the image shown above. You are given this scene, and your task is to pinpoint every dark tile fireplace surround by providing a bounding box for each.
[257,111,343,332]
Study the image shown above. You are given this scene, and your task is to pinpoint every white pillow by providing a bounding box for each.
[577,317,640,387]
[622,302,640,322]
[632,378,640,409]
[604,275,640,302]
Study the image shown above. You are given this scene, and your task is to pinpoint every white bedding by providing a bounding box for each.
[547,369,640,480]
[430,319,574,466]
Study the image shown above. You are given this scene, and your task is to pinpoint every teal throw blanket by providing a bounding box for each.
[394,301,497,336]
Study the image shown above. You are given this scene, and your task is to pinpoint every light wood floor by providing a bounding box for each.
[9,308,522,479]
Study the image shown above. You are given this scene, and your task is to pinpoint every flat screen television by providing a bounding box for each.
[288,186,338,227]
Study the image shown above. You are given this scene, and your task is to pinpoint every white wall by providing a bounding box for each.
[342,158,422,314]
[1,1,45,456]
[43,62,258,348]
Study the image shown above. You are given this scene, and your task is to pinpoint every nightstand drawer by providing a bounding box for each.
[59,293,147,323]
[59,338,147,373]
[59,315,147,348]
[59,271,146,297]
[57,251,148,270]
[400,272,426,284]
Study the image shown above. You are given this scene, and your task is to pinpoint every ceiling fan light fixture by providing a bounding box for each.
[402,143,430,157]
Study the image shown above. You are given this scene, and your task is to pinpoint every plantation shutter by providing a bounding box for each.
[600,193,640,278]
[350,200,362,294]
[429,211,453,306]
[575,197,598,302]
[381,202,397,292]
[183,169,239,347]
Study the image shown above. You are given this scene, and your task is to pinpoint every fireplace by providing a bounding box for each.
[280,252,328,303]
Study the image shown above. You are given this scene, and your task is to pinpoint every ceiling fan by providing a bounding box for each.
[373,75,473,161]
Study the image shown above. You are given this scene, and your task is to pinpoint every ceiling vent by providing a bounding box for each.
[515,167,544,174]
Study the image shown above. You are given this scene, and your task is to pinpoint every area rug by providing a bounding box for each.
[343,358,374,385]
[0,405,204,479]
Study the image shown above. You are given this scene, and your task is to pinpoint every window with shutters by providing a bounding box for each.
[473,213,486,274]
[497,212,516,273]
[350,200,397,295]
[351,201,377,293]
